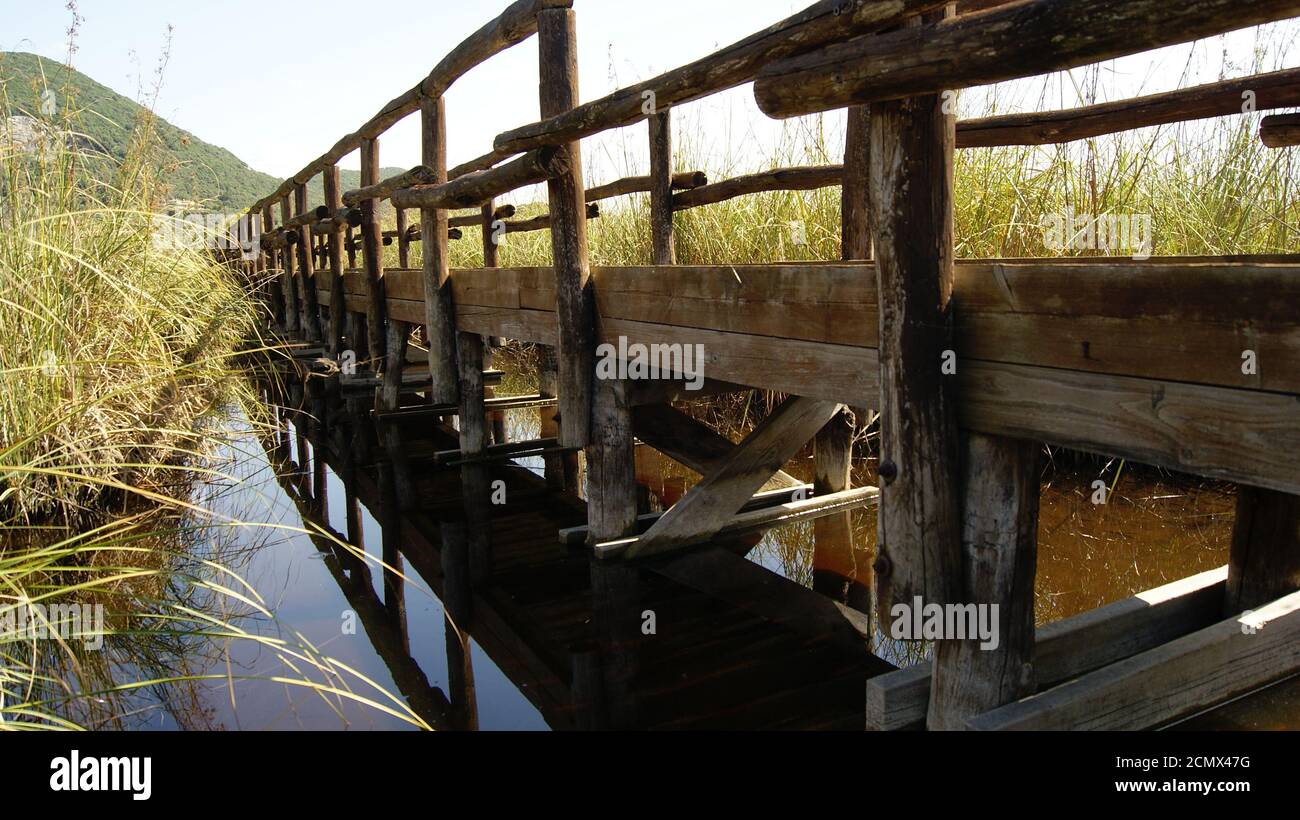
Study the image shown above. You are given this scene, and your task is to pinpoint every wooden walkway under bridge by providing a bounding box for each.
[228,0,1300,730]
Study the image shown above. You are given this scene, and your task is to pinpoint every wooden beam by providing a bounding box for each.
[359,138,387,366]
[1261,112,1300,148]
[294,183,324,343]
[959,68,1300,148]
[539,7,594,450]
[597,486,878,560]
[559,484,813,545]
[390,148,569,210]
[343,165,439,207]
[868,13,962,622]
[280,198,300,334]
[927,433,1040,729]
[867,566,1229,731]
[420,96,458,405]
[967,587,1300,731]
[621,397,842,560]
[1225,486,1300,614]
[648,110,675,265]
[630,403,800,488]
[754,0,1300,117]
[586,170,707,203]
[672,165,842,211]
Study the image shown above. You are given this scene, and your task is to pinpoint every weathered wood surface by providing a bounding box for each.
[959,68,1300,147]
[869,44,962,620]
[495,0,951,154]
[867,566,1229,730]
[754,0,1300,117]
[967,587,1300,730]
[391,148,569,210]
[1225,487,1300,615]
[1261,112,1300,148]
[586,170,706,203]
[359,138,388,365]
[323,165,346,355]
[249,0,570,213]
[539,7,594,450]
[598,486,878,560]
[294,184,324,342]
[672,165,843,211]
[343,165,439,207]
[928,433,1040,730]
[420,96,459,405]
[630,403,800,489]
[622,397,842,560]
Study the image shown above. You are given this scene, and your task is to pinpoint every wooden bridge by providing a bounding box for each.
[230,0,1300,730]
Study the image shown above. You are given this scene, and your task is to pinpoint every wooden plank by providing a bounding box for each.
[967,587,1300,731]
[867,566,1229,731]
[622,397,842,560]
[558,484,813,545]
[754,0,1300,117]
[630,403,800,488]
[1262,112,1300,148]
[598,486,878,560]
[294,183,324,342]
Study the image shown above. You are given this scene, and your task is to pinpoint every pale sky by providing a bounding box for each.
[5,0,1298,193]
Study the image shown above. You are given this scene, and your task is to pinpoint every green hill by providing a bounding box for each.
[0,51,403,213]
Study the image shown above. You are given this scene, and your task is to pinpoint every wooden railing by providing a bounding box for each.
[237,0,1300,733]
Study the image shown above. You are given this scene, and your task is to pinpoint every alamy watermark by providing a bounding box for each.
[889,596,1000,650]
[152,211,262,261]
[595,335,706,390]
[1,601,105,650]
[1039,208,1153,260]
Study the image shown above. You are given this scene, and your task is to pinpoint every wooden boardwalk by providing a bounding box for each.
[229,0,1300,730]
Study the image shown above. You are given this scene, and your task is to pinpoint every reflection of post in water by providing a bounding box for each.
[813,409,872,616]
[439,515,480,730]
[582,561,644,730]
[537,346,582,494]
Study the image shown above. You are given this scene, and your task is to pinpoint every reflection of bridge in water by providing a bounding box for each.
[258,373,892,730]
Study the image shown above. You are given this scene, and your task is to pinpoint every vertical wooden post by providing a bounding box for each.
[359,137,388,369]
[346,224,357,268]
[280,198,300,335]
[928,433,1040,730]
[868,10,962,622]
[420,96,460,405]
[262,203,284,327]
[395,207,410,269]
[323,165,346,356]
[539,6,635,541]
[1225,487,1300,615]
[480,199,508,445]
[648,110,675,266]
[538,7,593,450]
[294,183,324,343]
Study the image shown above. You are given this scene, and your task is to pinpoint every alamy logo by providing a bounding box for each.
[50,750,151,801]
[153,212,263,261]
[1039,208,1152,260]
[889,597,1001,650]
[595,336,706,390]
[1,601,105,650]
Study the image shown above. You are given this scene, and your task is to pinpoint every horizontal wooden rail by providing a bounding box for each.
[493,0,952,155]
[1262,112,1300,147]
[390,148,567,209]
[958,67,1300,148]
[343,165,440,206]
[672,165,841,210]
[250,0,568,213]
[315,259,1300,494]
[586,171,707,203]
[754,0,1300,117]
